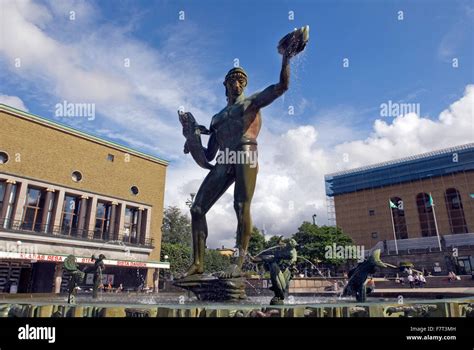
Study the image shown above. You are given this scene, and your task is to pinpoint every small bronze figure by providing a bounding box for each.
[251,238,298,305]
[342,249,387,302]
[83,254,106,299]
[63,255,85,304]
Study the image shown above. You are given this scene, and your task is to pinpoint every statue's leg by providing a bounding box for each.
[186,164,235,276]
[234,147,258,268]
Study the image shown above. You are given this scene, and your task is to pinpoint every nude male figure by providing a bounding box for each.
[180,27,309,276]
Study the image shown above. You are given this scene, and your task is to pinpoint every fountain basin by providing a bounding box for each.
[1,293,472,318]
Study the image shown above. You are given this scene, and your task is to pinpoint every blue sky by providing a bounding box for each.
[3,0,473,143]
[1,0,473,246]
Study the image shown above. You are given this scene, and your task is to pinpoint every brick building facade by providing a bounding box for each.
[0,104,169,293]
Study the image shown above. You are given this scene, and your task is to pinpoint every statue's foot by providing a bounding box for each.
[184,263,203,277]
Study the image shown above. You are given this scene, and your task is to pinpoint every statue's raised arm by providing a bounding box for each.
[249,26,309,111]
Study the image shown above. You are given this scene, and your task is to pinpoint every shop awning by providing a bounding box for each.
[0,252,170,269]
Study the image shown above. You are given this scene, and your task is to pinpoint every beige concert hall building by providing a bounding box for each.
[0,104,169,293]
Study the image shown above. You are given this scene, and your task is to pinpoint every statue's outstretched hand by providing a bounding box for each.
[278,25,309,58]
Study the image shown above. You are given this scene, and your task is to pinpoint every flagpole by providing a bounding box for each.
[389,200,399,255]
[430,193,442,252]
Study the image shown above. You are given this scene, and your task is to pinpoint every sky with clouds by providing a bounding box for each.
[0,0,473,248]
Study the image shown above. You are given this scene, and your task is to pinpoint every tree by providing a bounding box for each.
[292,222,354,267]
[160,206,233,276]
[160,242,192,276]
[247,226,266,256]
[161,206,192,245]
[204,250,232,274]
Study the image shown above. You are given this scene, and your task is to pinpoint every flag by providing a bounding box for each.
[428,193,434,207]
[389,200,397,209]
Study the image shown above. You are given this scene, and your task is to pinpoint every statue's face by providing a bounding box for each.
[225,73,247,97]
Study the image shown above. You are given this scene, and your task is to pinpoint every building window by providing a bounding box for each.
[123,206,138,243]
[21,187,45,231]
[107,154,115,162]
[0,152,8,164]
[94,201,111,240]
[371,232,378,239]
[390,196,408,239]
[130,186,139,196]
[60,195,82,236]
[445,188,468,234]
[71,171,83,183]
[368,209,375,216]
[416,193,437,237]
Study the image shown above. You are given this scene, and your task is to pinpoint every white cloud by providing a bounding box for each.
[169,85,473,248]
[0,94,29,111]
[0,0,220,159]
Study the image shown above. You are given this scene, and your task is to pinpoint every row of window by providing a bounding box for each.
[0,180,150,245]
[367,188,469,239]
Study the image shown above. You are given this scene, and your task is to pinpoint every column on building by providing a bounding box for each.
[41,188,55,233]
[86,195,98,239]
[108,201,118,241]
[77,195,89,238]
[0,179,15,228]
[12,181,28,225]
[117,202,126,242]
[136,207,144,244]
[52,189,66,234]
[139,209,148,245]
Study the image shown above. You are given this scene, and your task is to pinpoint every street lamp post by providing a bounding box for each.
[312,214,317,226]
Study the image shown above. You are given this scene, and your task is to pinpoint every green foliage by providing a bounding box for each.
[247,226,266,256]
[204,249,232,274]
[161,206,192,245]
[292,222,354,267]
[160,242,192,276]
[160,243,232,276]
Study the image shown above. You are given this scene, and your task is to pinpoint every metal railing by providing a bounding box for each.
[0,219,154,248]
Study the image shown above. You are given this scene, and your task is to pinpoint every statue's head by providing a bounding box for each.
[98,254,106,260]
[224,67,247,99]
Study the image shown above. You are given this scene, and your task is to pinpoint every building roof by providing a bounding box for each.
[0,103,169,166]
[325,143,474,196]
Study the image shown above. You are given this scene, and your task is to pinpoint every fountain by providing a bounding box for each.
[0,26,472,319]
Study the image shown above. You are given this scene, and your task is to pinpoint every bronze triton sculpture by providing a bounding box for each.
[178,26,309,279]
[63,254,106,303]
[342,249,389,302]
[250,238,298,305]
